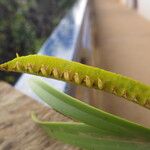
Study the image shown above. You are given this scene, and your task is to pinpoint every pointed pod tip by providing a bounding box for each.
[0,63,8,71]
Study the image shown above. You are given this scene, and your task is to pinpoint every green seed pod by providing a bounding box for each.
[0,54,150,109]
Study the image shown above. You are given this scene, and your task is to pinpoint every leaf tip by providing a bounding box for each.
[31,111,39,123]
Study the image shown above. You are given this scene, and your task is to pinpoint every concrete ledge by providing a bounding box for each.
[0,81,78,150]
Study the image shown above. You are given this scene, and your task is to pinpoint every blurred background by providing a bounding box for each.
[0,0,150,127]
[0,0,76,84]
[1,1,150,149]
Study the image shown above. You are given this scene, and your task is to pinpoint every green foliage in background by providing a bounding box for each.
[0,0,36,83]
[0,0,75,84]
[25,0,76,38]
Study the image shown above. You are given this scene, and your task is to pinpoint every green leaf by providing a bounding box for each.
[32,113,150,150]
[29,78,150,149]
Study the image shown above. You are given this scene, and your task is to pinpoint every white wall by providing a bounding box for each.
[120,0,136,8]
[121,0,150,20]
[120,0,126,4]
[137,0,150,20]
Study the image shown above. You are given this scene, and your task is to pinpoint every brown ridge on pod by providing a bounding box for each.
[121,89,128,99]
[52,68,59,78]
[63,71,70,81]
[84,75,93,87]
[14,61,20,71]
[111,87,118,95]
[26,63,34,73]
[97,78,103,89]
[40,65,48,76]
[74,73,80,84]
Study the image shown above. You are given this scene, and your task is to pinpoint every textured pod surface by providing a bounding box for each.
[0,54,150,109]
